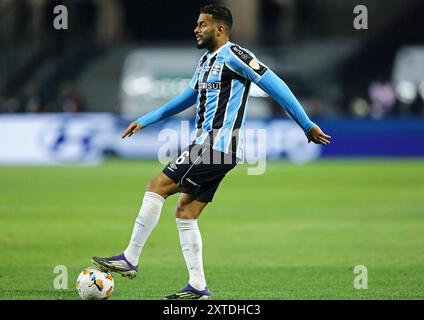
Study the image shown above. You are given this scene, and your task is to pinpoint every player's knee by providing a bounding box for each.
[146,174,178,199]
[175,204,199,219]
[146,176,168,198]
[146,177,157,192]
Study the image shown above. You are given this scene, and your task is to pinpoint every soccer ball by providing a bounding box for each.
[76,267,114,300]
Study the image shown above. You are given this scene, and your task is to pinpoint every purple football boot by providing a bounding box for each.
[92,253,138,279]
[164,283,211,300]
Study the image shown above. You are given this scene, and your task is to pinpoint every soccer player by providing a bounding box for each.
[92,4,331,300]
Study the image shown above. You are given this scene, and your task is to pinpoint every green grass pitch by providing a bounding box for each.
[0,159,423,299]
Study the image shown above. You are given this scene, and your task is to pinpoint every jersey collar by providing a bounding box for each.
[207,41,232,59]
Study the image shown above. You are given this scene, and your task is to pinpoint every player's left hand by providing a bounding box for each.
[307,125,331,144]
[122,121,144,139]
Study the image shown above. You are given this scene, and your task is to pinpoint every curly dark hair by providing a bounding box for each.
[199,4,233,32]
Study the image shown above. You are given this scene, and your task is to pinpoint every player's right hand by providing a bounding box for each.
[122,120,144,139]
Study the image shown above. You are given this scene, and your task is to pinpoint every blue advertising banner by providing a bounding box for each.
[316,118,424,157]
[0,114,423,165]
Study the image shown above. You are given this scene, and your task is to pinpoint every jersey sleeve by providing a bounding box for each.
[225,45,269,84]
[257,70,315,134]
[136,86,197,127]
[189,66,199,90]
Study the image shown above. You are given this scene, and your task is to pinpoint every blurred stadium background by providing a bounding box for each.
[1,0,424,163]
[1,0,424,299]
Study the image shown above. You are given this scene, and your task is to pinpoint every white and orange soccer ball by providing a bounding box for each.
[76,267,114,300]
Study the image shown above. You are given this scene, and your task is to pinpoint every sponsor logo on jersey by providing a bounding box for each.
[198,81,221,90]
[231,45,249,60]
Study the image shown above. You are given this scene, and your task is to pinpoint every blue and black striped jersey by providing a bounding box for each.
[189,41,270,158]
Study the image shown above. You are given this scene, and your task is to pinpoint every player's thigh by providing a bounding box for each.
[146,172,179,198]
[176,193,208,219]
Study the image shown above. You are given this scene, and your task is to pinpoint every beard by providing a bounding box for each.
[195,35,215,50]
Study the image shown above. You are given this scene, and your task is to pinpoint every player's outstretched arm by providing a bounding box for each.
[257,70,331,144]
[225,45,331,144]
[122,86,197,139]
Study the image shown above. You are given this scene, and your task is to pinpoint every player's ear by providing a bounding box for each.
[216,24,225,36]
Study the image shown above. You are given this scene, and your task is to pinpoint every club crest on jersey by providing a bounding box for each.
[211,63,222,75]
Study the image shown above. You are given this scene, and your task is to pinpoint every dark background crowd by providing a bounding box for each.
[1,0,423,120]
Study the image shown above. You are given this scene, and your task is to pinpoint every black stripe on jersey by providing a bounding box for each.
[196,56,217,134]
[230,45,268,77]
[194,54,208,91]
[233,82,250,130]
[211,64,233,130]
[229,82,251,154]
